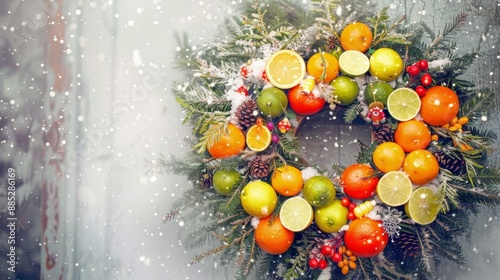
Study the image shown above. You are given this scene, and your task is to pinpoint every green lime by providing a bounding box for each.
[213,169,242,195]
[257,87,288,118]
[330,76,360,106]
[376,171,413,207]
[338,50,370,76]
[369,48,404,81]
[404,186,440,225]
[387,88,421,121]
[363,81,394,106]
[241,180,278,218]
[314,199,348,233]
[279,196,314,232]
[330,46,343,60]
[302,175,336,207]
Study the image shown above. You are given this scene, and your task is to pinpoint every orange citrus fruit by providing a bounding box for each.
[306,52,339,83]
[241,181,278,218]
[343,217,388,258]
[420,86,460,126]
[403,150,440,185]
[246,124,272,152]
[372,142,405,173]
[265,50,306,89]
[287,84,326,115]
[271,165,304,196]
[339,22,373,53]
[254,216,295,255]
[207,123,246,158]
[394,120,431,152]
[340,163,379,199]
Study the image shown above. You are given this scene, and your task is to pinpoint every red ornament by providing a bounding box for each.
[277,118,292,133]
[239,65,249,78]
[420,73,433,86]
[236,85,249,96]
[405,65,420,76]
[415,85,427,97]
[417,59,429,71]
[261,70,268,82]
[365,107,386,126]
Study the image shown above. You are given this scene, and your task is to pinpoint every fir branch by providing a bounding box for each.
[454,183,500,207]
[415,227,437,275]
[423,12,468,57]
[458,88,495,123]
[194,122,229,154]
[343,102,361,124]
[369,7,410,47]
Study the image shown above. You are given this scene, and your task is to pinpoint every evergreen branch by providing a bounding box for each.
[343,102,361,123]
[454,182,500,207]
[415,227,437,275]
[194,122,229,154]
[423,13,468,57]
[470,167,500,187]
[458,88,495,122]
[370,8,410,47]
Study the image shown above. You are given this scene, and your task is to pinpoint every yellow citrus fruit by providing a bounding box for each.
[279,196,314,232]
[372,142,405,173]
[340,22,373,53]
[302,175,336,207]
[386,88,421,121]
[420,86,460,126]
[314,199,349,233]
[404,186,440,225]
[369,48,404,81]
[394,120,431,152]
[306,52,339,83]
[271,165,304,196]
[403,150,440,185]
[376,171,413,207]
[246,124,272,152]
[338,50,370,76]
[207,123,246,159]
[265,49,306,89]
[240,181,278,218]
[255,216,295,254]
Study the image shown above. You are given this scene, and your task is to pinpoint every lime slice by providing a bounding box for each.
[265,50,306,89]
[404,186,440,225]
[246,125,272,152]
[279,196,314,232]
[376,171,413,207]
[338,50,370,76]
[387,88,421,121]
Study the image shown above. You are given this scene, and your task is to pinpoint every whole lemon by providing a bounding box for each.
[314,199,349,233]
[240,180,278,218]
[369,48,403,81]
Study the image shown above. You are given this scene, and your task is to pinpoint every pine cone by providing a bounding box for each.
[199,172,212,189]
[249,156,269,179]
[395,231,421,258]
[433,150,464,174]
[373,123,394,143]
[235,99,258,131]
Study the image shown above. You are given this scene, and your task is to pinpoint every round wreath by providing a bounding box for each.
[162,1,500,279]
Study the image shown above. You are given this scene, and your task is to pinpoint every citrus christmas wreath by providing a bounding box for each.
[161,1,500,279]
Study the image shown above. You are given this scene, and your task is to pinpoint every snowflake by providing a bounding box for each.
[380,207,403,241]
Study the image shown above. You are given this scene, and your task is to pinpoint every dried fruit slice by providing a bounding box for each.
[265,50,306,89]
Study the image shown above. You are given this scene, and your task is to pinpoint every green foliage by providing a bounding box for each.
[369,7,412,47]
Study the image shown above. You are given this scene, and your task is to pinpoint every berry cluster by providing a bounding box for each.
[308,244,358,275]
[405,59,431,96]
[341,197,357,221]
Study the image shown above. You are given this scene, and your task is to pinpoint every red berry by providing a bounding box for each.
[406,65,420,76]
[348,203,356,212]
[417,59,429,71]
[309,258,319,269]
[347,211,357,220]
[331,252,342,263]
[341,197,351,207]
[420,73,433,86]
[415,85,427,97]
[318,259,328,270]
[321,245,333,257]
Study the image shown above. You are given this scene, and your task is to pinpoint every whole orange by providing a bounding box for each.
[287,84,326,115]
[306,52,339,83]
[340,22,373,53]
[420,86,460,126]
[207,123,246,158]
[344,217,388,258]
[403,150,440,185]
[394,120,431,152]
[254,216,295,255]
[372,142,405,173]
[340,163,378,199]
[271,165,304,196]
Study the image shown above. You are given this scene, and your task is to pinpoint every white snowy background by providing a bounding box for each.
[0,0,499,279]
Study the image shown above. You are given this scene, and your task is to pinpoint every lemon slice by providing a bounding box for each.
[338,50,370,76]
[404,186,440,225]
[387,88,422,121]
[279,196,314,232]
[246,125,272,152]
[376,171,413,207]
[265,50,306,89]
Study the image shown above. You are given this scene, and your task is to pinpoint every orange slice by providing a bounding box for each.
[246,124,272,151]
[265,50,306,89]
